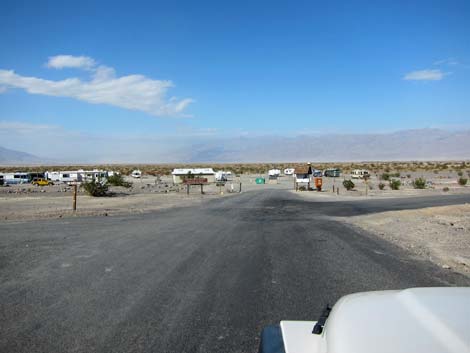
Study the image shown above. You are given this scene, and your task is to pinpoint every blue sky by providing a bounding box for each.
[0,0,469,161]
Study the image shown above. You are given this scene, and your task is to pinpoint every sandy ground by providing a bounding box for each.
[340,204,470,277]
[0,174,294,222]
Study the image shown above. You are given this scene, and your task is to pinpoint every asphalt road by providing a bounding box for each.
[1,190,470,353]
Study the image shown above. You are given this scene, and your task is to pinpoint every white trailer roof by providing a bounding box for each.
[172,168,215,175]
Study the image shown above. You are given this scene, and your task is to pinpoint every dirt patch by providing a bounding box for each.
[340,204,470,276]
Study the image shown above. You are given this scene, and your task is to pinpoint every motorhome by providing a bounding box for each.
[351,169,370,179]
[323,168,341,177]
[3,172,31,185]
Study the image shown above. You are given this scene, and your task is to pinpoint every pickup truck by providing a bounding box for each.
[258,287,470,353]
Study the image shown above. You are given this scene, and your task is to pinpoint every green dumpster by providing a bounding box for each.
[255,177,265,184]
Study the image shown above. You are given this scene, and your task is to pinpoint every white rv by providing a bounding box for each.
[131,170,142,178]
[284,168,295,175]
[59,171,82,183]
[45,171,60,181]
[3,172,31,185]
[351,169,370,179]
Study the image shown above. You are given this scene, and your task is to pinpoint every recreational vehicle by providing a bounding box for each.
[3,172,31,185]
[131,170,142,178]
[323,168,341,177]
[284,168,295,175]
[81,170,107,181]
[58,171,82,183]
[45,171,60,181]
[351,169,370,179]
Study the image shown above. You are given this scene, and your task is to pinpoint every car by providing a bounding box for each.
[32,178,53,186]
[258,287,470,353]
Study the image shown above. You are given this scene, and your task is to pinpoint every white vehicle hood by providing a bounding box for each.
[281,287,470,353]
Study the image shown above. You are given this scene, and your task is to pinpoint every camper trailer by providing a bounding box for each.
[284,168,295,175]
[81,170,107,181]
[131,170,142,178]
[59,171,82,183]
[351,169,370,179]
[45,171,60,181]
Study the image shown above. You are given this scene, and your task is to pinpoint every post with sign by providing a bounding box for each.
[72,181,77,211]
[183,178,208,195]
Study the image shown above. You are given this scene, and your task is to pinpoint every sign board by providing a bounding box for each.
[183,178,208,185]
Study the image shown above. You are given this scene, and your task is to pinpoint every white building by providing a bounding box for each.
[172,168,215,184]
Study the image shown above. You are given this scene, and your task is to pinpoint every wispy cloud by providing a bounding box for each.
[0,55,194,117]
[403,69,447,81]
[46,55,96,70]
[433,58,459,66]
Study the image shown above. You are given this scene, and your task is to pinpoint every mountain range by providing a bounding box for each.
[1,129,469,164]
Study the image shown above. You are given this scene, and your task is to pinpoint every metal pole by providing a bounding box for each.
[187,184,189,195]
[239,182,242,193]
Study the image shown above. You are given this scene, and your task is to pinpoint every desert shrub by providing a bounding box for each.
[343,179,355,190]
[380,173,390,181]
[443,187,449,192]
[81,179,109,197]
[389,179,401,190]
[412,178,426,189]
[107,174,132,188]
[378,183,385,190]
[298,185,306,191]
[457,171,463,177]
[458,177,468,186]
[393,172,400,177]
[434,170,439,174]
[406,174,411,178]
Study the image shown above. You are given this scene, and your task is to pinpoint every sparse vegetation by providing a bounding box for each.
[378,183,385,190]
[389,179,401,190]
[458,177,468,186]
[343,179,355,191]
[381,173,390,181]
[457,171,463,177]
[81,179,109,197]
[107,174,132,188]
[443,187,449,192]
[412,178,426,189]
[298,185,306,191]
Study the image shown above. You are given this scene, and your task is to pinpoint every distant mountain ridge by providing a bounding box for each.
[183,129,470,162]
[0,146,43,164]
[1,129,469,164]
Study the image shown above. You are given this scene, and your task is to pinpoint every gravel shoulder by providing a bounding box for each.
[339,204,470,277]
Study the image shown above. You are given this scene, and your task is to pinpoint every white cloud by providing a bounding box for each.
[46,55,96,69]
[433,58,459,66]
[0,55,194,117]
[403,69,446,81]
